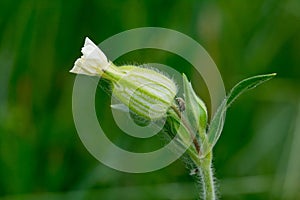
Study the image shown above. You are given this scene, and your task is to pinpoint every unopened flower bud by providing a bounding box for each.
[111,66,177,120]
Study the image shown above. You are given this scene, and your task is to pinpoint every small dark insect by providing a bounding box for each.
[175,97,186,112]
[189,168,199,175]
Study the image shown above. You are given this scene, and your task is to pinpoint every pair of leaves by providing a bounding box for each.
[181,73,276,157]
[203,73,277,156]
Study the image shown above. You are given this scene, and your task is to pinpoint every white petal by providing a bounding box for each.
[84,37,98,48]
[82,37,108,63]
[70,37,110,76]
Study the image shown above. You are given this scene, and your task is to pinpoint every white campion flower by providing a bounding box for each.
[70,37,111,76]
[70,37,178,120]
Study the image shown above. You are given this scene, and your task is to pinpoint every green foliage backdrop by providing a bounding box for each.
[0,0,299,199]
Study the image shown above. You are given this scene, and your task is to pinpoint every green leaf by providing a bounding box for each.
[203,99,226,155]
[182,74,208,140]
[227,73,277,108]
[203,73,276,156]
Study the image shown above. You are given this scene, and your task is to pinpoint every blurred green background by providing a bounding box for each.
[0,0,300,199]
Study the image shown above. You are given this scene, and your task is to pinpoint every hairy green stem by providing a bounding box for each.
[198,152,216,200]
[169,103,216,199]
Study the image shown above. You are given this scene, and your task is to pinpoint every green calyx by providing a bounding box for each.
[105,64,178,120]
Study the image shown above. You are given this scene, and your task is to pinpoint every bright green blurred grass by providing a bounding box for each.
[0,0,300,199]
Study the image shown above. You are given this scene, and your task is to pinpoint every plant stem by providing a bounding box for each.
[170,103,216,199]
[198,152,216,200]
